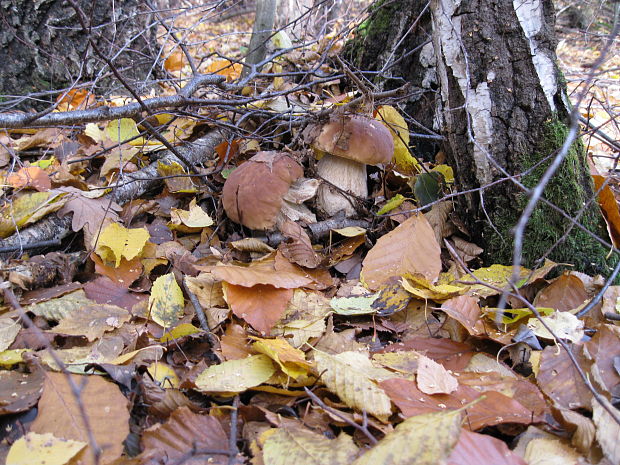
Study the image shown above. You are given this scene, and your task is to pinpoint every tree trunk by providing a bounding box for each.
[350,0,614,276]
[0,0,157,109]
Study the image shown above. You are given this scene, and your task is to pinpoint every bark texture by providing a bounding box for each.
[0,0,156,108]
[431,0,612,274]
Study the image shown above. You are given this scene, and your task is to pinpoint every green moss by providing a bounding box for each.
[344,0,394,68]
[485,119,617,278]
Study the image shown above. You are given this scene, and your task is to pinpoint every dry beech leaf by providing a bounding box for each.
[84,276,147,310]
[417,354,459,395]
[184,272,226,308]
[380,378,535,431]
[7,166,51,191]
[0,369,44,415]
[26,289,94,322]
[141,406,229,465]
[361,214,441,290]
[194,354,275,394]
[533,273,588,311]
[223,282,293,335]
[378,337,475,372]
[440,295,486,335]
[447,429,526,465]
[278,220,321,268]
[221,323,255,360]
[0,318,21,352]
[6,432,86,465]
[314,350,393,421]
[584,324,620,393]
[263,426,358,465]
[30,372,130,465]
[92,253,142,288]
[252,337,312,379]
[212,262,313,288]
[537,345,593,410]
[592,398,620,464]
[353,409,463,465]
[50,304,130,341]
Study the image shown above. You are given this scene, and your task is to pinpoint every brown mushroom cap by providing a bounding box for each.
[313,115,394,165]
[222,151,303,230]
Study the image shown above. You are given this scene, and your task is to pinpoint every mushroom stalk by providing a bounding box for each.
[316,153,368,216]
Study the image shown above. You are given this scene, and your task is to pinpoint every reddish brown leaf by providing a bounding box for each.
[92,252,143,288]
[20,282,82,306]
[220,323,255,360]
[441,295,486,335]
[142,406,229,465]
[584,324,620,394]
[537,344,593,410]
[84,276,147,311]
[377,337,475,371]
[31,372,130,465]
[533,273,587,311]
[380,378,535,430]
[448,429,527,465]
[593,174,620,247]
[223,282,293,335]
[278,221,321,268]
[7,166,51,191]
[0,369,44,415]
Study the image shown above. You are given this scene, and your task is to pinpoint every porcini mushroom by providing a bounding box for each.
[311,115,394,217]
[222,151,304,230]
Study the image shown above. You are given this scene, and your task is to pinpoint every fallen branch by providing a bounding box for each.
[0,130,224,256]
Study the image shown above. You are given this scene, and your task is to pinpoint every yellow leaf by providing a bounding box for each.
[7,432,86,465]
[352,409,463,465]
[432,164,454,184]
[158,323,202,342]
[401,275,465,302]
[251,337,312,379]
[194,354,276,394]
[483,306,554,325]
[0,191,68,238]
[157,161,197,193]
[314,350,393,421]
[375,105,421,175]
[332,226,366,237]
[105,118,141,144]
[169,198,214,232]
[263,427,358,465]
[469,264,531,298]
[147,361,180,388]
[270,290,330,348]
[0,349,30,367]
[377,194,407,215]
[149,273,184,329]
[95,223,150,267]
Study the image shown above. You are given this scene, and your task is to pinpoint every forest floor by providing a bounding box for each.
[1,3,620,465]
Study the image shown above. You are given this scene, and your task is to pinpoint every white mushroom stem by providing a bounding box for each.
[316,153,368,216]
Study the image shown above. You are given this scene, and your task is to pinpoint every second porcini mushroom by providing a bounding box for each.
[311,114,394,217]
[222,151,304,230]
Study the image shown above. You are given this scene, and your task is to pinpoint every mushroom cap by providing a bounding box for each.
[222,151,303,230]
[313,115,394,165]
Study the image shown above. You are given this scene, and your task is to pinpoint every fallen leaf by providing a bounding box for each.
[361,214,441,290]
[51,304,130,341]
[194,354,276,394]
[6,432,86,465]
[417,354,459,395]
[149,273,184,329]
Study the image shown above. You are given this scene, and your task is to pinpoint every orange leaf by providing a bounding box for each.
[164,50,185,72]
[56,88,94,111]
[7,166,51,191]
[593,174,620,247]
[223,282,293,335]
[206,59,242,82]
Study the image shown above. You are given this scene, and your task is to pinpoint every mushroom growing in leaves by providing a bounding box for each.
[222,151,304,230]
[311,115,394,216]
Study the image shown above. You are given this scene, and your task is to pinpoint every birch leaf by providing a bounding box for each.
[314,350,392,421]
[353,409,463,465]
[149,273,184,329]
[95,223,150,267]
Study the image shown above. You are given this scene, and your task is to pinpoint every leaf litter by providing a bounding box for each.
[0,2,619,465]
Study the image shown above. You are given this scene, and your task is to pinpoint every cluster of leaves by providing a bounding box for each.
[1,5,620,465]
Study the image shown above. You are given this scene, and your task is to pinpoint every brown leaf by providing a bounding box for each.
[51,303,131,341]
[533,273,587,311]
[380,378,535,431]
[220,323,255,360]
[361,214,441,290]
[584,324,620,394]
[447,429,527,465]
[84,276,147,311]
[537,344,593,410]
[211,262,313,288]
[0,369,44,415]
[593,174,620,247]
[30,372,130,465]
[377,337,475,371]
[278,221,321,268]
[7,166,51,191]
[141,406,229,465]
[440,295,486,336]
[92,253,143,288]
[58,188,121,243]
[223,282,293,335]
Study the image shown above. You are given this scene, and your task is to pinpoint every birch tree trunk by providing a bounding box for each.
[0,0,156,109]
[350,0,613,275]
